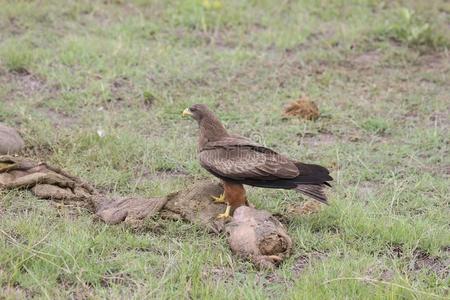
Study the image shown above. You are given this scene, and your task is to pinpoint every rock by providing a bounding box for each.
[162,180,227,233]
[0,124,25,154]
[32,184,81,200]
[225,206,293,269]
[95,197,168,225]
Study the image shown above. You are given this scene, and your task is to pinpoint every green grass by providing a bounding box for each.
[1,0,449,299]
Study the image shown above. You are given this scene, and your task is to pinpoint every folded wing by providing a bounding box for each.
[199,138,300,180]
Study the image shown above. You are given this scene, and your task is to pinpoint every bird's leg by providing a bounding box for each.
[216,204,231,219]
[211,193,226,203]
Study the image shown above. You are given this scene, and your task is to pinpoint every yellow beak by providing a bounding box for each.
[182,108,193,117]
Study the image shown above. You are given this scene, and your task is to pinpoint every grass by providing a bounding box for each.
[0,0,449,299]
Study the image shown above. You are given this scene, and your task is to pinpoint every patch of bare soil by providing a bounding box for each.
[287,200,324,215]
[351,51,382,69]
[66,287,95,300]
[292,251,327,278]
[386,245,449,279]
[106,76,153,111]
[155,169,189,178]
[387,244,404,259]
[402,105,450,132]
[190,29,239,49]
[132,166,190,185]
[173,23,270,50]
[206,264,288,290]
[21,143,54,162]
[100,270,135,288]
[283,27,336,54]
[0,285,33,299]
[419,163,450,178]
[221,55,306,93]
[410,250,449,279]
[357,181,380,200]
[429,110,450,130]
[203,266,286,288]
[35,106,79,128]
[297,131,336,147]
[366,265,395,281]
[255,271,286,288]
[202,267,236,284]
[349,49,449,74]
[0,69,48,101]
[415,53,450,72]
[56,274,94,299]
[2,229,28,246]
[4,17,25,36]
[109,76,134,105]
[52,201,90,221]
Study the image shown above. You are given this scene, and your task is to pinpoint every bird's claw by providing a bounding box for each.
[216,205,231,220]
[211,193,226,203]
[216,213,231,220]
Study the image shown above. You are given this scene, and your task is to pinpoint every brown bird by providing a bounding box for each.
[182,104,333,219]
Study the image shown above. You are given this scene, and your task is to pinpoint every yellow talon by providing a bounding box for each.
[211,193,226,203]
[216,205,231,219]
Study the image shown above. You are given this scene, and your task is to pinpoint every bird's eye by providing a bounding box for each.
[190,107,197,112]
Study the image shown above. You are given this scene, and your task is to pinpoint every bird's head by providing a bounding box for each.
[182,104,211,122]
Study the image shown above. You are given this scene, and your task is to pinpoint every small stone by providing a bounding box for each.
[0,123,25,154]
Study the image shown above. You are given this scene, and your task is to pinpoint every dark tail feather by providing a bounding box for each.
[234,162,333,202]
[295,184,329,204]
[294,162,333,182]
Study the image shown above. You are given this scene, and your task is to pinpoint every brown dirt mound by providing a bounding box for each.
[283,97,320,120]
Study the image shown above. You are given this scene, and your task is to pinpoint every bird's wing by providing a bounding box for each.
[199,138,299,180]
[202,135,264,150]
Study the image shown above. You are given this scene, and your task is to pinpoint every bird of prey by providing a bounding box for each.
[182,104,333,219]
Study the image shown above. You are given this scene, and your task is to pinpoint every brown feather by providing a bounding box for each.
[199,146,299,180]
[295,184,329,204]
[187,104,333,204]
